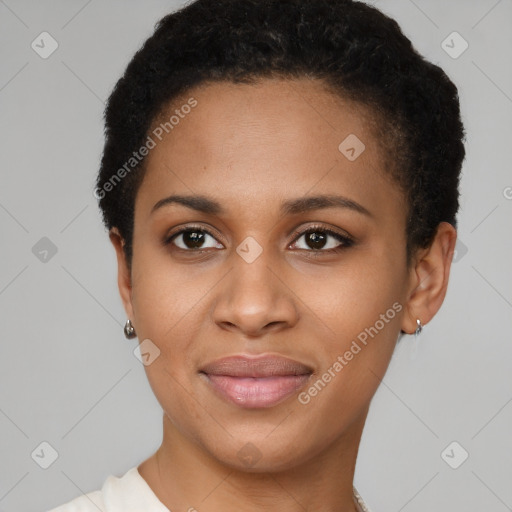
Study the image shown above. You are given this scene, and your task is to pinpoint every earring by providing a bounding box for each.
[124,319,137,339]
[409,319,423,361]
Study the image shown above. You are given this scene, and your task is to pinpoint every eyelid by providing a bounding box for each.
[288,223,354,245]
[163,223,224,246]
[287,224,355,255]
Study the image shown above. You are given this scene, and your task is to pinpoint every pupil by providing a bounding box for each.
[307,232,326,250]
[184,230,204,248]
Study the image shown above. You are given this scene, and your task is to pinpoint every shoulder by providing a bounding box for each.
[47,488,105,512]
[47,466,170,512]
[46,468,128,512]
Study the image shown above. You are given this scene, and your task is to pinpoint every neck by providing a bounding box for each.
[138,408,368,512]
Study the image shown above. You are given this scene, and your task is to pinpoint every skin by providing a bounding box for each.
[110,77,456,512]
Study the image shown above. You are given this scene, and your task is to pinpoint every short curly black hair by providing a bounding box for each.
[96,0,465,269]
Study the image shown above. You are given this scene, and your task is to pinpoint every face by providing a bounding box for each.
[114,77,424,472]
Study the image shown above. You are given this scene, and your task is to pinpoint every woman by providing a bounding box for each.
[50,0,465,510]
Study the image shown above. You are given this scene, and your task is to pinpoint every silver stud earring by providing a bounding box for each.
[414,319,423,337]
[409,319,423,361]
[124,319,137,339]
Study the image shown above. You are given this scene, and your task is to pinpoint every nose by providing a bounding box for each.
[211,250,299,338]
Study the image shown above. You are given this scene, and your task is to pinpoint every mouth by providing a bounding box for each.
[199,354,313,408]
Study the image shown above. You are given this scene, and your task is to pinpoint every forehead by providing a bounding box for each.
[137,78,404,221]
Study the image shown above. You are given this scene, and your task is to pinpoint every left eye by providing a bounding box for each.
[290,228,353,252]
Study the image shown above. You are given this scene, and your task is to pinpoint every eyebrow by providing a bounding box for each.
[151,194,373,218]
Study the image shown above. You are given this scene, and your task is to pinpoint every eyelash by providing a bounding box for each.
[163,223,354,257]
[290,225,355,256]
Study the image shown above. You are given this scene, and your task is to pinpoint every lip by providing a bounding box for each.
[199,354,313,408]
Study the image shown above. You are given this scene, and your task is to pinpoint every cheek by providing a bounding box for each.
[295,298,401,439]
[132,266,204,434]
[130,243,209,338]
[129,245,219,391]
[292,249,404,339]
[296,252,404,394]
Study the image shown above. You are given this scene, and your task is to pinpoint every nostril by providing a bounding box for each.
[266,321,283,329]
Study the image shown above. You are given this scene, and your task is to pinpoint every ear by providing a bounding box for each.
[109,227,135,322]
[401,222,457,334]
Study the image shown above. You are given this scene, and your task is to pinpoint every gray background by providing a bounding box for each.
[1,0,511,511]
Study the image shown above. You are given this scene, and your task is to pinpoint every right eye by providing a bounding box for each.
[164,226,224,251]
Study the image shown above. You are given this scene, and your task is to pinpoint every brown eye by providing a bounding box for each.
[290,227,354,252]
[166,227,223,251]
[303,231,328,250]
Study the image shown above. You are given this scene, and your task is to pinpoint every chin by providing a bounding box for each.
[198,425,326,474]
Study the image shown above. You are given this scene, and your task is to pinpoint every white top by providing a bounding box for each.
[48,466,371,511]
[47,467,169,512]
